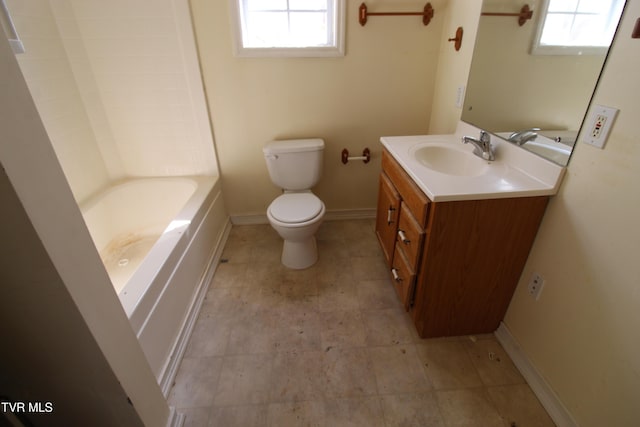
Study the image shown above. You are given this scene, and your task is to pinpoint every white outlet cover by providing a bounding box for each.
[582,104,619,149]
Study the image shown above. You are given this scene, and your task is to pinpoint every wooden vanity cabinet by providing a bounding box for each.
[376,149,550,338]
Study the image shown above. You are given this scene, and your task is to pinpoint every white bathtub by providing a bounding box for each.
[80,176,229,392]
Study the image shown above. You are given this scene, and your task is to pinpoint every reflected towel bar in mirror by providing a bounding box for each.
[481,4,533,27]
[358,2,434,27]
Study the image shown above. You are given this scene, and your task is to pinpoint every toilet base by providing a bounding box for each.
[281,237,318,269]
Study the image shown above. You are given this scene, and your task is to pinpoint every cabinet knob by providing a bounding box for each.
[391,268,402,282]
[398,229,410,244]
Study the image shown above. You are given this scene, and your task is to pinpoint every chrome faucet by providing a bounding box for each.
[507,128,540,146]
[462,130,494,161]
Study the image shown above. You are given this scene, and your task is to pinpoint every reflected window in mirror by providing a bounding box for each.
[532,0,626,55]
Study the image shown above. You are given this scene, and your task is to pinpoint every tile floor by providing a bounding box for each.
[168,219,555,427]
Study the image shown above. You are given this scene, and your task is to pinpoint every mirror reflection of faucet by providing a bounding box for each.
[462,130,495,161]
[507,128,541,146]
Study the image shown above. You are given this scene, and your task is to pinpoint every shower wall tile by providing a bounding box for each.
[89,55,185,76]
[8,0,110,203]
[71,0,174,19]
[81,36,181,58]
[9,0,218,200]
[74,17,176,39]
[67,0,218,178]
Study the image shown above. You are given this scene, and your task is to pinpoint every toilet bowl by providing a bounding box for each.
[267,192,325,269]
[263,138,326,269]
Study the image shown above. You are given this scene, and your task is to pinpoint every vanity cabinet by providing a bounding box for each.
[376,149,549,338]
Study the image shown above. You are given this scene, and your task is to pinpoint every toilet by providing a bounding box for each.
[263,138,326,269]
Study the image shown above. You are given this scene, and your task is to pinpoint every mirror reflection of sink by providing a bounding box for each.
[523,140,571,165]
[496,132,573,166]
[410,143,490,176]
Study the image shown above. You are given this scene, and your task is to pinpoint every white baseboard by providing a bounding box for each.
[158,217,232,396]
[231,208,376,225]
[495,322,577,427]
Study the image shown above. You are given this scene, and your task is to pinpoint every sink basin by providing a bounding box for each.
[410,143,490,176]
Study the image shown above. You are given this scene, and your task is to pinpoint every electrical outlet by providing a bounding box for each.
[582,104,619,149]
[528,272,545,300]
[591,114,607,138]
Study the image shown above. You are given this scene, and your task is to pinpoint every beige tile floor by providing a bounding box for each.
[168,219,555,427]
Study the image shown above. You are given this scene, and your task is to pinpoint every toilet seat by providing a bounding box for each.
[269,193,323,224]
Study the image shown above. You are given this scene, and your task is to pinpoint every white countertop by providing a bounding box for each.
[380,122,566,202]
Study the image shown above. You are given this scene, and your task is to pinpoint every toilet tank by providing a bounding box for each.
[263,139,324,191]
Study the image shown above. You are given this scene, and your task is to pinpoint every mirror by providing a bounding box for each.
[462,0,626,166]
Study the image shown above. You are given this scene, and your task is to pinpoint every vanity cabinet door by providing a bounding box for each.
[375,172,400,267]
[391,245,416,310]
[396,202,425,269]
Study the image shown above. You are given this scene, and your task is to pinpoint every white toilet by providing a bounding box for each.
[263,139,326,269]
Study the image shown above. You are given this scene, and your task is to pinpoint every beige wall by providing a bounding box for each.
[504,1,640,425]
[192,0,448,217]
[8,0,218,203]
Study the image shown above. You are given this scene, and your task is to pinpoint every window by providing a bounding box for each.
[531,0,625,55]
[230,0,345,57]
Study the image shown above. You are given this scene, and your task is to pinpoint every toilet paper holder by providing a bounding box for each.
[341,148,371,164]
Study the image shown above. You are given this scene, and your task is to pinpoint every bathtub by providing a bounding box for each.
[80,176,229,392]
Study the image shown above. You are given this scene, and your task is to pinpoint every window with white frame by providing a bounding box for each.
[532,0,625,55]
[231,0,345,57]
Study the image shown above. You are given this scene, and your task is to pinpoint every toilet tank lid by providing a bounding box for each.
[263,138,324,155]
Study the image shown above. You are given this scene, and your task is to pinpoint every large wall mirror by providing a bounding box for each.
[462,0,626,166]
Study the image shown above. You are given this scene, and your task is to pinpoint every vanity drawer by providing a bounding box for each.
[396,202,425,270]
[382,150,430,227]
[390,245,416,311]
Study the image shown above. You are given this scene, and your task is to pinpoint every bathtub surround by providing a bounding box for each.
[0,33,172,426]
[7,0,218,203]
[2,0,226,424]
[6,0,226,399]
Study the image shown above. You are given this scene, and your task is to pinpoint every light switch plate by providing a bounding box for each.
[582,104,619,149]
[455,85,465,109]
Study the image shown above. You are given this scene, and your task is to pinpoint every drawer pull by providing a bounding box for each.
[391,268,402,282]
[398,229,410,244]
[387,206,396,224]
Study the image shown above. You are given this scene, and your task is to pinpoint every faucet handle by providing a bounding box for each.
[479,130,490,143]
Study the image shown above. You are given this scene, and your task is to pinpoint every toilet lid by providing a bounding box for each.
[269,193,323,223]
